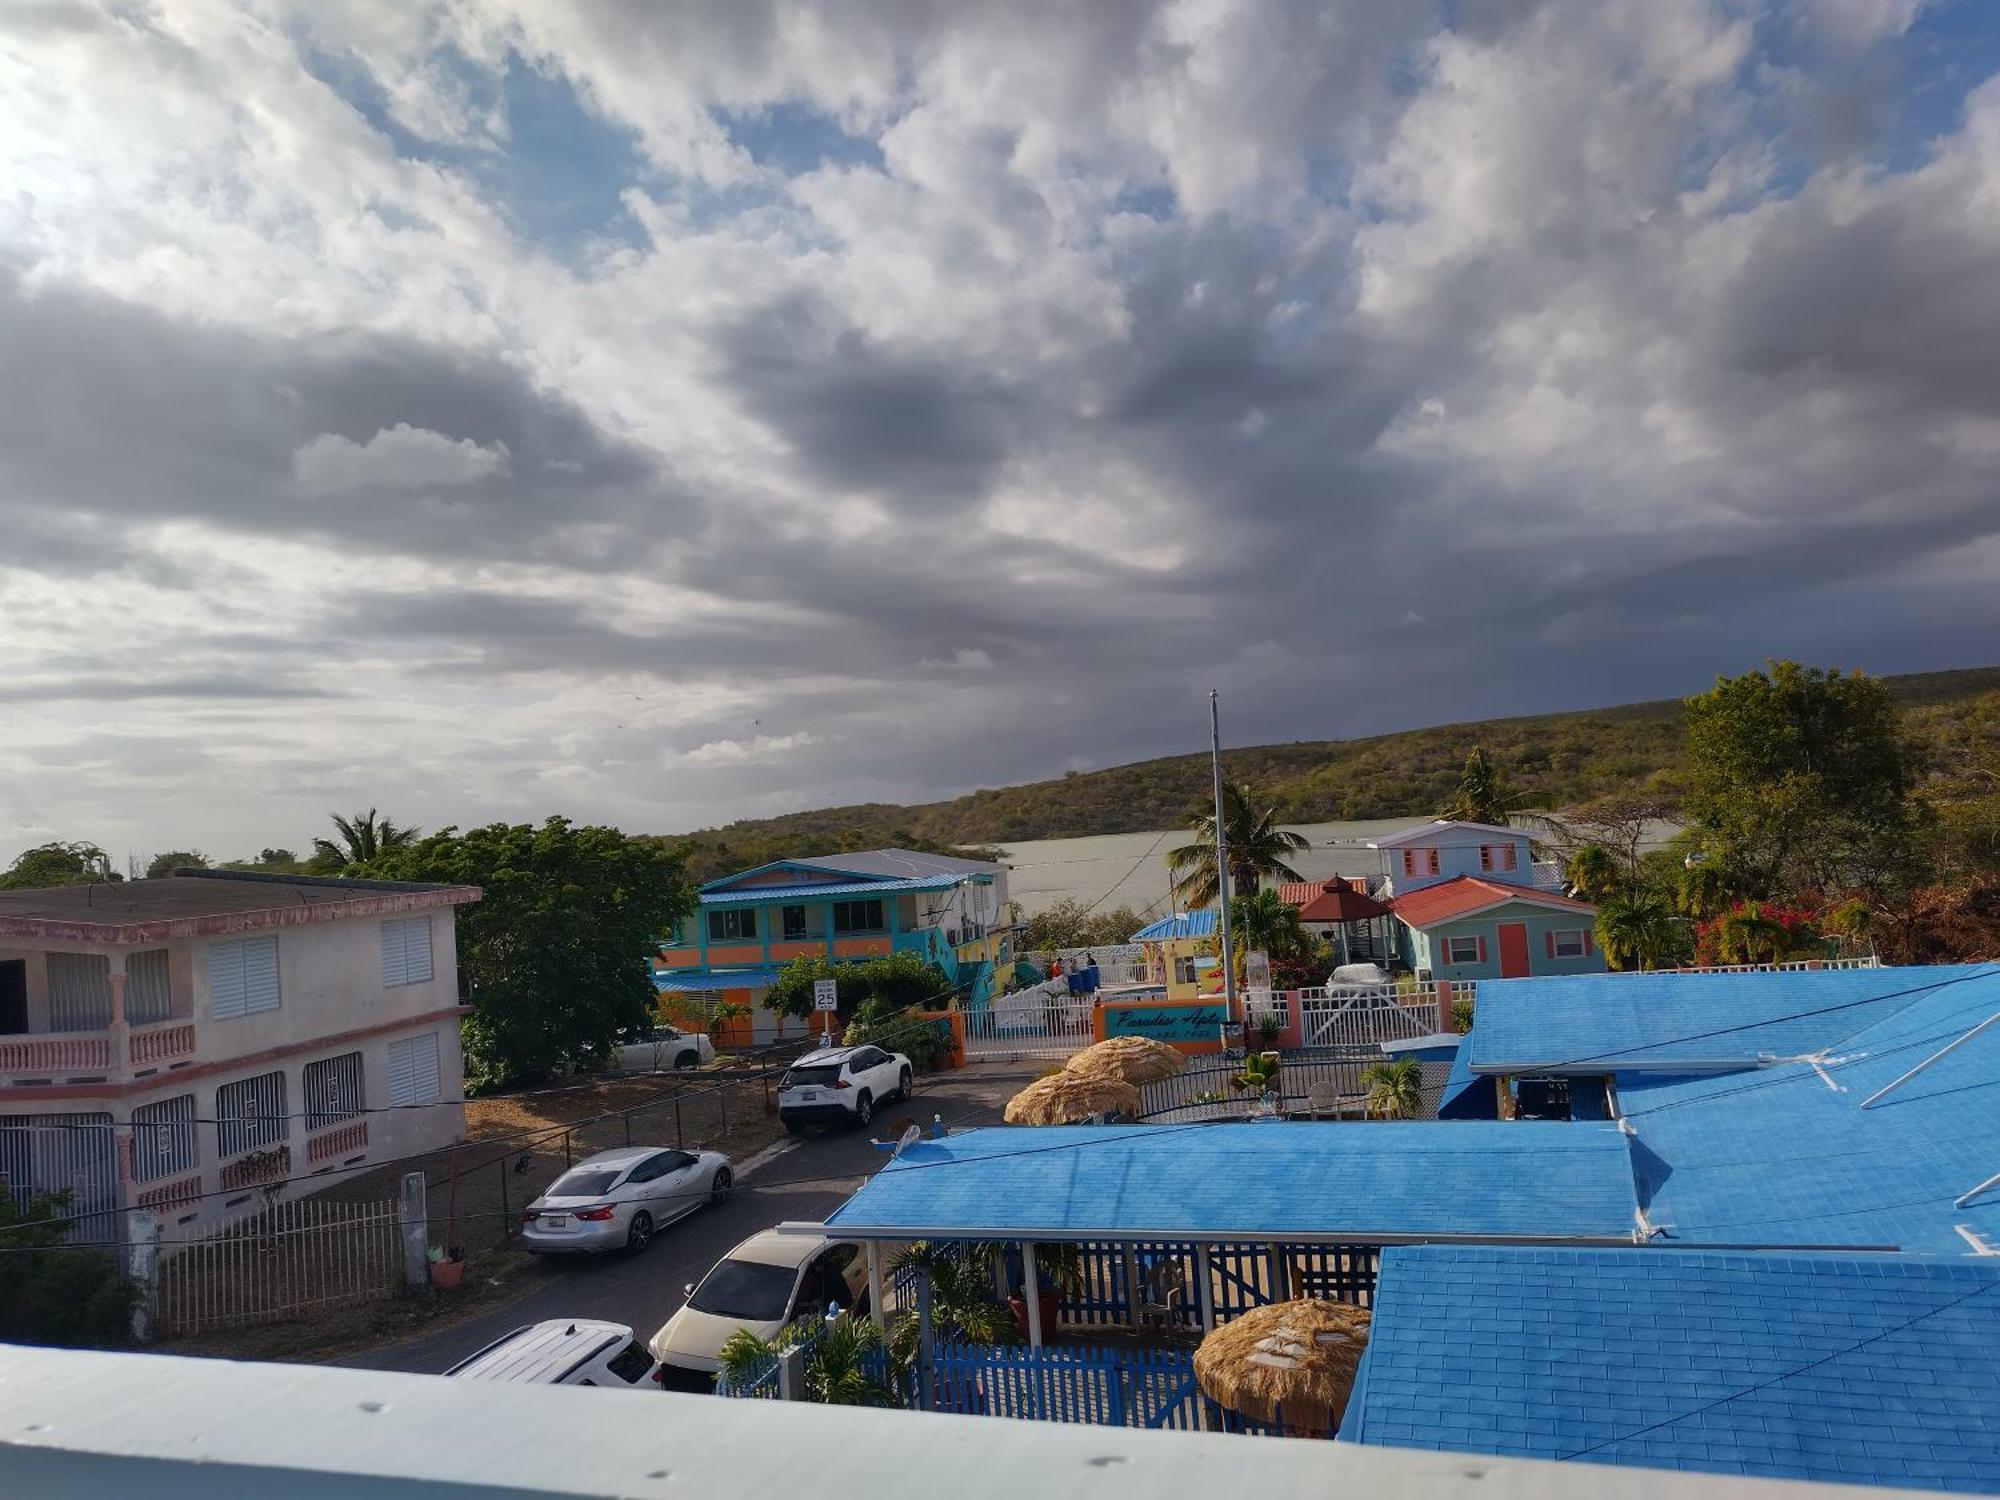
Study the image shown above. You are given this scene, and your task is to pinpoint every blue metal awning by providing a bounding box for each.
[820,1121,1638,1244]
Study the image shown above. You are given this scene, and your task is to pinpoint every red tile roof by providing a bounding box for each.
[1389,875,1594,929]
[1296,884,1391,923]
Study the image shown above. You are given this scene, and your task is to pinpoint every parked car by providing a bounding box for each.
[614,1024,715,1073]
[445,1319,659,1388]
[648,1228,885,1390]
[521,1145,732,1255]
[776,1044,912,1132]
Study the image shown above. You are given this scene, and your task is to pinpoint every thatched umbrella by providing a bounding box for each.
[1066,1035,1190,1086]
[1003,1071,1143,1125]
[1192,1299,1371,1435]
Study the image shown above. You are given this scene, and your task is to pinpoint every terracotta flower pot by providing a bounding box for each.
[429,1256,465,1292]
[1007,1289,1061,1340]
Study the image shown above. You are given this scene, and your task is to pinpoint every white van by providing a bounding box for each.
[445,1319,660,1388]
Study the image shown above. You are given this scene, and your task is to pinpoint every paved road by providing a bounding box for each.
[347,1063,1034,1375]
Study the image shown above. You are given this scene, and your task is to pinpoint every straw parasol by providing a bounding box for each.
[1003,1071,1143,1125]
[1065,1035,1190,1086]
[1192,1299,1371,1434]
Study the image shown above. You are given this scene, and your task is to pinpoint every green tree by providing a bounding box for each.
[0,1188,137,1347]
[0,842,119,890]
[1594,892,1683,971]
[764,951,952,1025]
[144,849,209,879]
[1681,662,1922,897]
[367,818,693,1089]
[1165,781,1308,909]
[885,1240,1026,1372]
[1018,899,1147,951]
[1227,888,1311,962]
[1564,844,1623,904]
[1362,1057,1425,1119]
[1441,747,1521,825]
[311,809,420,871]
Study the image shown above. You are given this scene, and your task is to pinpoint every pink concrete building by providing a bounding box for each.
[0,870,480,1242]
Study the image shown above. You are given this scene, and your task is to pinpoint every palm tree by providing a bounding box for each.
[1228,888,1310,961]
[1441,747,1520,825]
[1564,843,1623,904]
[717,1313,896,1407]
[1595,892,1679,971]
[885,1241,1018,1371]
[311,809,419,870]
[1362,1057,1425,1119]
[1165,782,1308,909]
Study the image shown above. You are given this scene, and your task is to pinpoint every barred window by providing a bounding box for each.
[303,1052,365,1131]
[216,1070,287,1158]
[131,1094,197,1183]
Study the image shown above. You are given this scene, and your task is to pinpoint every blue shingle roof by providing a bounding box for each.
[1619,967,2000,1255]
[822,1122,1637,1242]
[696,874,962,905]
[1130,910,1219,942]
[1465,964,1994,1072]
[1341,1245,2000,1493]
[651,966,783,992]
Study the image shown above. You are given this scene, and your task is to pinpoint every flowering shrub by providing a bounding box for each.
[1694,900,1826,966]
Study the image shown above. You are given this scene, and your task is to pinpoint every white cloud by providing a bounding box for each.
[293,425,511,493]
[684,732,825,766]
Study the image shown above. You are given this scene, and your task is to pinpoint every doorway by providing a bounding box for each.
[0,960,25,1034]
[1496,922,1531,979]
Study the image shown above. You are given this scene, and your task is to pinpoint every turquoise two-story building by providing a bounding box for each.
[653,849,1011,1038]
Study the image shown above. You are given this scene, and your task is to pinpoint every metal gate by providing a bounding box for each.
[153,1193,403,1336]
[1296,985,1440,1049]
[962,984,1096,1060]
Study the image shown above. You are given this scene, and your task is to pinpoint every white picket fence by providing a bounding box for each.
[963,983,1099,1061]
[153,1193,404,1336]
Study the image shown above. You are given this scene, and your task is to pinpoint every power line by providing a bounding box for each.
[1558,1276,2000,1462]
[0,1005,970,1236]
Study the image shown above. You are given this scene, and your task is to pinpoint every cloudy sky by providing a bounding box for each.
[3,0,1999,867]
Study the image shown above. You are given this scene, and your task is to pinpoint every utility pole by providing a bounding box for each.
[1209,689,1237,1023]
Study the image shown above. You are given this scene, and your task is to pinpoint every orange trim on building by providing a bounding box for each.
[768,942,825,962]
[832,937,892,958]
[658,950,703,968]
[704,945,764,965]
[912,1010,966,1070]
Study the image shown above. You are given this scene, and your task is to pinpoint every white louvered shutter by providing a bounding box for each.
[380,917,434,988]
[211,937,279,1019]
[210,940,246,1019]
[386,1032,441,1107]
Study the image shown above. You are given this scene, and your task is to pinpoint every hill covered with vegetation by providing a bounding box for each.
[666,666,2000,879]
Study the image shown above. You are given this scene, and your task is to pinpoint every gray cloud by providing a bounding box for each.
[2,0,1998,867]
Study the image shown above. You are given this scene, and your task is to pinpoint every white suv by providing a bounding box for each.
[777,1045,912,1132]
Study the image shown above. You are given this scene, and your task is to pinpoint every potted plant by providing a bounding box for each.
[1007,1242,1083,1339]
[427,1243,466,1291]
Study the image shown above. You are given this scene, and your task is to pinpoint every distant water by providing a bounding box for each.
[994,819,1423,920]
[995,817,1678,918]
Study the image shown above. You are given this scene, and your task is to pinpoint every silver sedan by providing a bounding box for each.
[521,1146,733,1255]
